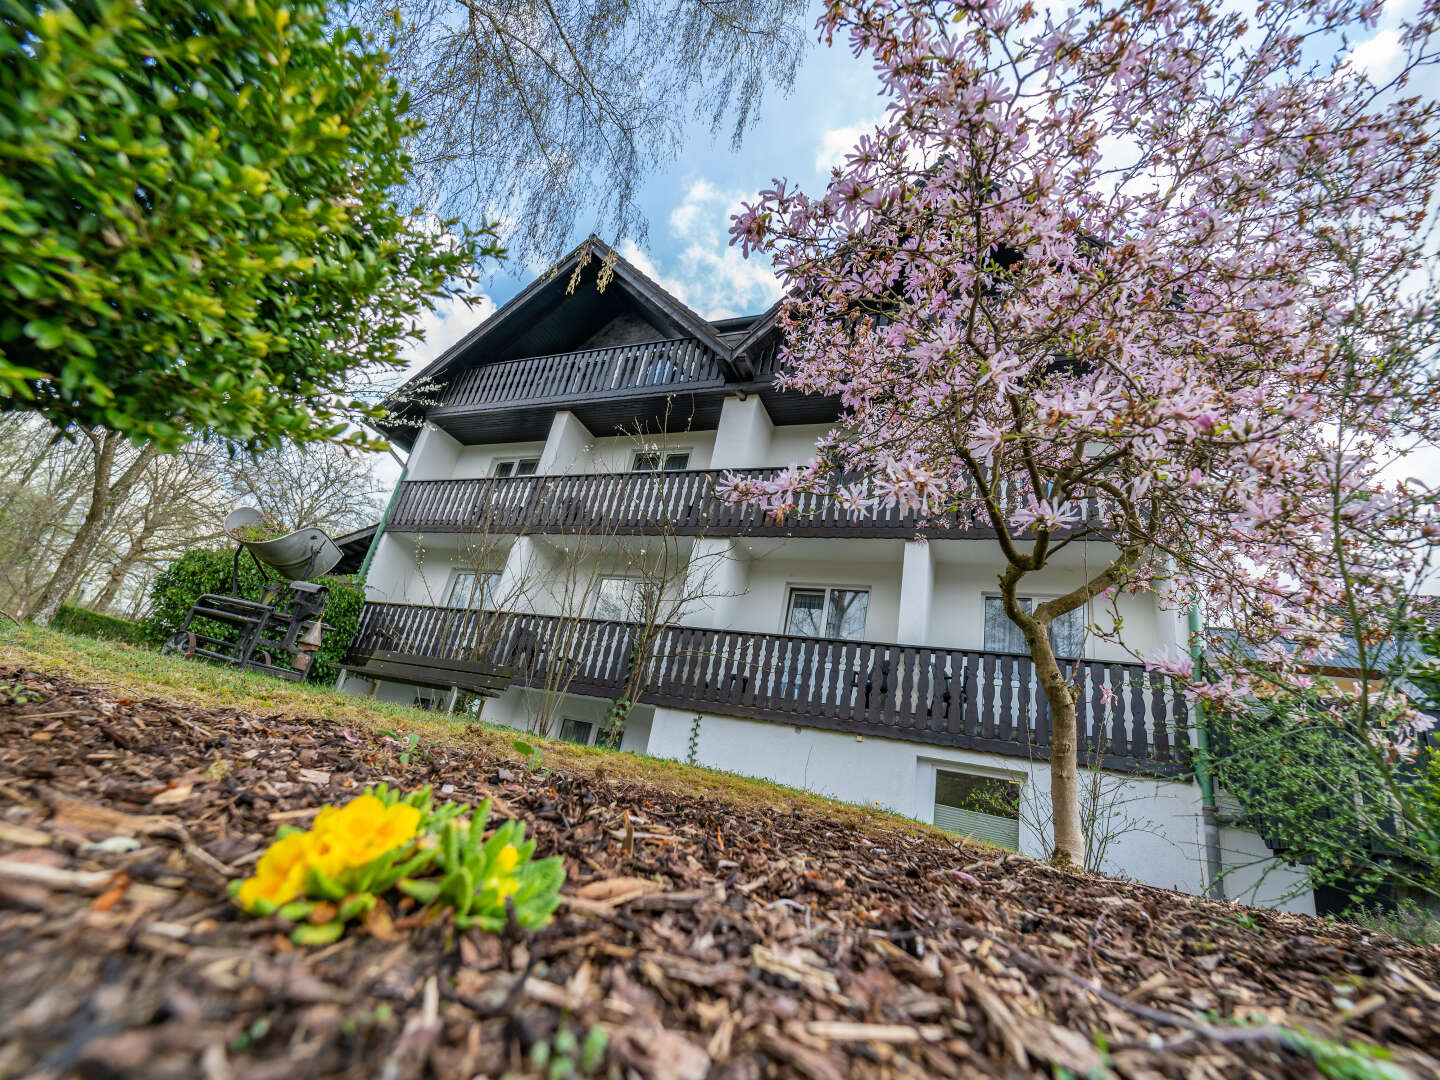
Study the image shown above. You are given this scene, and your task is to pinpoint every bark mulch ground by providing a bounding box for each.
[1,666,1438,1080]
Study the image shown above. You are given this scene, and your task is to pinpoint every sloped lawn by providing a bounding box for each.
[0,648,1437,1077]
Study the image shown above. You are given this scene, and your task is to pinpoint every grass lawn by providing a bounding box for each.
[0,623,967,848]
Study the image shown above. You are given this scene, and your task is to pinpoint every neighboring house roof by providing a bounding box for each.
[332,524,379,575]
[1206,596,1440,678]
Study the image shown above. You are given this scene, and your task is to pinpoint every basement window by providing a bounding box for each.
[558,718,593,745]
[933,770,1020,850]
[493,457,539,478]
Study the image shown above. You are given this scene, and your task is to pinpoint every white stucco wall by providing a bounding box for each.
[643,704,1313,913]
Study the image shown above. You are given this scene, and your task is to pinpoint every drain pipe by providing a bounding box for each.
[357,452,408,587]
[1188,605,1226,900]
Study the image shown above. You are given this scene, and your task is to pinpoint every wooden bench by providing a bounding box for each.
[342,650,514,697]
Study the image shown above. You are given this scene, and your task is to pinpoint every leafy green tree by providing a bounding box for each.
[0,0,496,449]
[1,0,500,623]
[1205,624,1440,908]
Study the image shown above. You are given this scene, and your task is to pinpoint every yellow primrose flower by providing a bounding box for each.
[483,843,522,900]
[236,830,312,912]
[311,793,422,868]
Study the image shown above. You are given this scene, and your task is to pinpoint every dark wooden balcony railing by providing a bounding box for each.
[436,338,725,413]
[388,471,1106,539]
[349,602,1190,774]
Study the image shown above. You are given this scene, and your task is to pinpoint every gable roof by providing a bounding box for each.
[404,236,742,395]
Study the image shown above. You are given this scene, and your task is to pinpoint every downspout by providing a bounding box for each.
[1188,605,1226,900]
[357,453,408,587]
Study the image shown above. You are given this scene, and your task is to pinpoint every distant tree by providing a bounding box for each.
[1,0,500,624]
[225,443,386,537]
[723,0,1440,865]
[345,0,810,263]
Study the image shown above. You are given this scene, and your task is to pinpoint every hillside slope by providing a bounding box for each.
[0,658,1437,1078]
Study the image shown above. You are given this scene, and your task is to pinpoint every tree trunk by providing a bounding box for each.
[92,538,148,614]
[1027,625,1084,866]
[28,434,158,625]
[1000,570,1085,866]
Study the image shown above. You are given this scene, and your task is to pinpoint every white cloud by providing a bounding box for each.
[400,292,496,376]
[1346,28,1403,78]
[625,181,784,320]
[814,120,881,174]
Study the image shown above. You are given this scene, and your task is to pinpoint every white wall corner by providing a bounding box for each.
[711,395,775,470]
[897,540,935,645]
[538,410,594,475]
[407,424,462,481]
[678,537,747,628]
[362,532,415,604]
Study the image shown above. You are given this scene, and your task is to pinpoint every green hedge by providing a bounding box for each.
[51,604,149,646]
[143,548,364,685]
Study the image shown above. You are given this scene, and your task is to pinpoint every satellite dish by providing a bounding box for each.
[225,508,342,581]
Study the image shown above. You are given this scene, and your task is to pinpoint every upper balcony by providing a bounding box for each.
[423,338,735,444]
[387,470,1108,541]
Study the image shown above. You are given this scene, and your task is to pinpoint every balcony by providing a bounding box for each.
[387,471,1106,540]
[423,339,731,443]
[347,603,1191,774]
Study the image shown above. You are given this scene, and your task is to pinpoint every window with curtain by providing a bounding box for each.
[446,570,500,609]
[785,587,869,640]
[983,595,1086,657]
[594,576,658,622]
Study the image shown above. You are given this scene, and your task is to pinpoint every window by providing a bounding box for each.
[493,457,539,478]
[983,596,1086,657]
[558,718,594,745]
[594,576,658,622]
[632,451,689,472]
[934,770,1020,849]
[785,587,869,640]
[446,570,499,610]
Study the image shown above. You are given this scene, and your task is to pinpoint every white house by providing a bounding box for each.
[344,237,1312,912]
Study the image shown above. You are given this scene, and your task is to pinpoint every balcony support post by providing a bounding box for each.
[711,395,774,470]
[678,538,747,628]
[897,541,934,646]
[538,410,594,475]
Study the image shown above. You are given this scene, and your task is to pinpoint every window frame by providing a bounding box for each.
[981,593,1088,658]
[630,450,691,473]
[593,574,659,622]
[783,584,871,641]
[931,766,1022,850]
[492,456,541,478]
[557,718,594,745]
[445,569,500,610]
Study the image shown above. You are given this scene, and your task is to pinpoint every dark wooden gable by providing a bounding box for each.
[379,237,750,448]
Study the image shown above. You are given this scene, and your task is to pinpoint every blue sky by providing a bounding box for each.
[398,26,885,374]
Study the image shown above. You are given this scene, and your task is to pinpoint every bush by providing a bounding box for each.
[51,605,148,646]
[143,548,364,685]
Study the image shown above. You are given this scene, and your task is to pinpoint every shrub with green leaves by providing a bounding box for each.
[51,604,148,646]
[0,0,498,450]
[143,547,364,684]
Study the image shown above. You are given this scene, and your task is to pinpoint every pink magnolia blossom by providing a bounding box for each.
[717,0,1440,776]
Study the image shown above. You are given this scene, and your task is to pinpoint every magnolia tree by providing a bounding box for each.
[720,0,1440,865]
